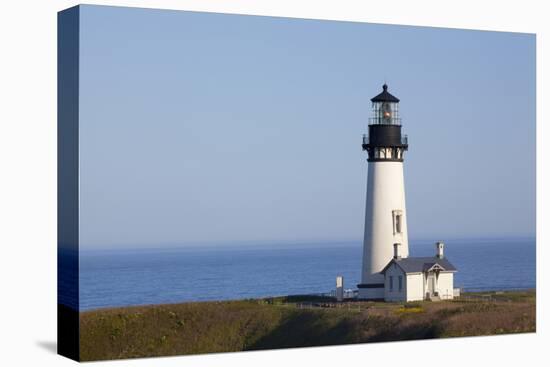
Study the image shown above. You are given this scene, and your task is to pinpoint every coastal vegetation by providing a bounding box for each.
[79,290,535,361]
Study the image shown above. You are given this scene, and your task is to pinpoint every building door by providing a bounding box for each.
[427,273,435,296]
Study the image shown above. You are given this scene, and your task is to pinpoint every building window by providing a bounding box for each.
[389,276,394,292]
[392,210,403,234]
[398,276,403,292]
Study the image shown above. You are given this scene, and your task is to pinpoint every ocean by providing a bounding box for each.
[74,237,535,311]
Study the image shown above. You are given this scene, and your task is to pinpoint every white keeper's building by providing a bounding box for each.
[380,242,458,302]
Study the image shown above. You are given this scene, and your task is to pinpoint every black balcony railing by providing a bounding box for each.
[362,134,408,145]
[368,117,402,125]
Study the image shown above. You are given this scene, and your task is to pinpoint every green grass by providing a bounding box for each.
[79,290,536,361]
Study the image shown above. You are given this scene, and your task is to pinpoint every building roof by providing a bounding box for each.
[381,256,458,274]
[370,83,400,103]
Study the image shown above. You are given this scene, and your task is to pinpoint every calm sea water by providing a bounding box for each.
[75,237,535,310]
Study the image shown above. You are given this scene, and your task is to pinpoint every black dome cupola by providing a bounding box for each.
[370,83,400,103]
[362,84,408,162]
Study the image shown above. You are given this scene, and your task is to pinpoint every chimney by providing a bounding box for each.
[435,241,444,259]
[393,243,402,260]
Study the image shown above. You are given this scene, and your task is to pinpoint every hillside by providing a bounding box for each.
[79,290,536,361]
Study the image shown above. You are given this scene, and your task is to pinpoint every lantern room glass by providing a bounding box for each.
[370,101,401,125]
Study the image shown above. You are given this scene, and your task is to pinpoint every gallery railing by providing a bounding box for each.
[362,134,408,145]
[368,117,402,125]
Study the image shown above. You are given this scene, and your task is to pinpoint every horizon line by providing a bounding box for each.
[74,234,536,252]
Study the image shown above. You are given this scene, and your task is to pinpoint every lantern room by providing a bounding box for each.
[370,83,401,125]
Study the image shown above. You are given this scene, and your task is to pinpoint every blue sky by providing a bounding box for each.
[78,5,535,249]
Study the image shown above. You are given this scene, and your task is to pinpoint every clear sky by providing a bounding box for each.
[78,5,535,249]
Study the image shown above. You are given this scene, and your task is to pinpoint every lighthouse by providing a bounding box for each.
[358,84,409,299]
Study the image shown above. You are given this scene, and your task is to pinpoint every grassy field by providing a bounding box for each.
[79,290,536,361]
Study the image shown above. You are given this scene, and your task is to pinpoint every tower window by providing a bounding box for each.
[396,215,402,233]
[398,276,403,291]
[389,276,394,292]
[392,210,403,234]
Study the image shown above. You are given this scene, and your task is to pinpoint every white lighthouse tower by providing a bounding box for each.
[358,84,409,299]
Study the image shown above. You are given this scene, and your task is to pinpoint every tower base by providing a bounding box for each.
[357,284,384,300]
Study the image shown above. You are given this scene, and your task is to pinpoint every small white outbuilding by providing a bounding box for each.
[380,242,458,302]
